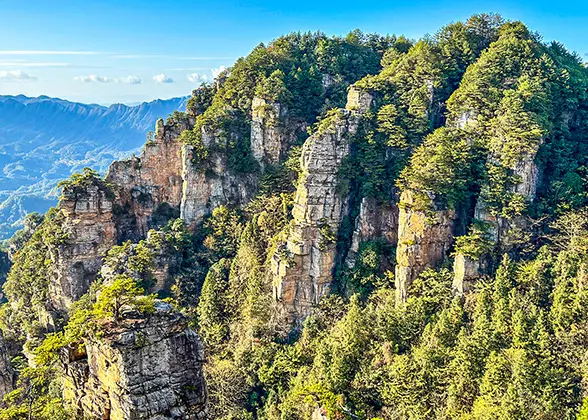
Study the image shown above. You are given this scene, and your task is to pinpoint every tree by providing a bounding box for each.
[93,275,155,322]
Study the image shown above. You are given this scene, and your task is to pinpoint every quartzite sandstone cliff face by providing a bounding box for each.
[395,191,457,303]
[250,96,306,170]
[346,197,398,268]
[51,184,117,312]
[180,133,258,227]
[62,303,207,420]
[271,87,371,325]
[106,117,186,241]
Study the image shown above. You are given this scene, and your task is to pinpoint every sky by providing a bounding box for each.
[0,0,587,105]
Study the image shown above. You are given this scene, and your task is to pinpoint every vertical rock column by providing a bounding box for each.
[395,191,457,303]
[62,303,207,420]
[271,87,372,326]
[50,184,117,312]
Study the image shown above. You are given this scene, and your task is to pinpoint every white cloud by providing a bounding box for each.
[153,74,174,84]
[211,65,227,79]
[187,72,208,83]
[0,70,37,81]
[74,74,113,83]
[118,75,143,85]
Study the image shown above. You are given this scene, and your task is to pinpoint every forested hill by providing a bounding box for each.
[0,95,188,239]
[2,13,588,420]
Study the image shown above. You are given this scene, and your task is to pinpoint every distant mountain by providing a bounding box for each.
[0,95,189,239]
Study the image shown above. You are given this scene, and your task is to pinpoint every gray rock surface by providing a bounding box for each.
[62,303,207,420]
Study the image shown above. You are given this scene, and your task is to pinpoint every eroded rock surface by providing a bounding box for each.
[51,183,117,311]
[271,87,372,326]
[347,197,398,268]
[395,191,456,303]
[62,302,207,420]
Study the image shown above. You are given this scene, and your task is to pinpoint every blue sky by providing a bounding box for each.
[0,0,587,104]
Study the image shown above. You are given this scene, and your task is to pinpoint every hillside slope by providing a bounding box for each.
[2,15,588,420]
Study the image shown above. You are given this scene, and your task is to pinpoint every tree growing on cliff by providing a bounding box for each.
[93,275,155,322]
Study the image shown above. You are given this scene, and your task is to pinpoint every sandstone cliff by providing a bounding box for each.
[395,191,457,302]
[51,181,117,312]
[62,302,207,420]
[271,87,372,325]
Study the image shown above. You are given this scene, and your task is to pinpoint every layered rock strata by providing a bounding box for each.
[271,87,372,325]
[62,302,207,420]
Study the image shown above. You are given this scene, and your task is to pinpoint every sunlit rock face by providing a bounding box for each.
[51,183,117,312]
[62,303,207,420]
[271,87,372,327]
[395,190,457,303]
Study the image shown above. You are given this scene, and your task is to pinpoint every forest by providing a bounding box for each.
[1,13,588,420]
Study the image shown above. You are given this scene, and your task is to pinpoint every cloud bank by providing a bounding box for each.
[74,75,143,84]
[187,73,208,83]
[153,74,174,84]
[0,70,37,81]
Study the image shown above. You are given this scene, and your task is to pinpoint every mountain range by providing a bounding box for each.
[0,94,188,239]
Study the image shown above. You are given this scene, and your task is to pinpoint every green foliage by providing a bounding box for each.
[399,127,480,210]
[93,275,156,322]
[179,128,209,166]
[454,220,494,259]
[1,208,68,340]
[57,167,113,200]
[197,259,232,346]
[202,206,244,262]
[0,367,70,420]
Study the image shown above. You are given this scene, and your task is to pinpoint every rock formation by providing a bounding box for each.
[395,191,457,303]
[271,87,372,325]
[51,181,117,311]
[250,97,305,170]
[180,136,258,227]
[106,117,186,240]
[61,302,207,420]
[346,197,398,268]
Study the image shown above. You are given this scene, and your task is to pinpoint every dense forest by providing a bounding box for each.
[1,13,588,420]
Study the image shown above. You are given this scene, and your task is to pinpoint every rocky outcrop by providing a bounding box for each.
[62,302,207,420]
[107,117,187,240]
[346,197,398,268]
[180,136,258,227]
[271,87,372,326]
[453,252,490,294]
[250,97,306,170]
[452,141,542,294]
[0,332,15,403]
[395,191,457,303]
[51,183,117,311]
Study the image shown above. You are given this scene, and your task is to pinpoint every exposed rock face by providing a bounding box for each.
[51,184,117,311]
[453,253,490,294]
[250,97,306,170]
[62,303,207,420]
[0,332,15,403]
[347,197,398,267]
[180,140,258,227]
[452,140,542,294]
[271,87,372,326]
[107,117,187,240]
[395,191,457,303]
